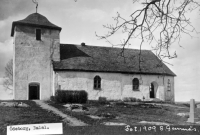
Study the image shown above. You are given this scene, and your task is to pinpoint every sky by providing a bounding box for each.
[0,0,199,101]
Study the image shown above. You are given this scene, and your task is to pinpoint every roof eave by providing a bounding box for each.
[53,68,176,77]
[11,21,62,37]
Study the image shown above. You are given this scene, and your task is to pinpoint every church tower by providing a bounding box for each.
[11,13,61,100]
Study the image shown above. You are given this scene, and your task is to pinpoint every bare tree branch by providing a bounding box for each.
[96,0,200,71]
[3,59,13,91]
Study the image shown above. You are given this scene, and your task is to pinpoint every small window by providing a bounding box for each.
[94,76,101,89]
[36,29,41,40]
[167,79,171,91]
[133,78,139,90]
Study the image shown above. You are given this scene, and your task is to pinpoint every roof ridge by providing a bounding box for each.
[60,43,151,51]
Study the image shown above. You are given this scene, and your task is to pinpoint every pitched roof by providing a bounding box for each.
[11,13,61,36]
[53,44,176,76]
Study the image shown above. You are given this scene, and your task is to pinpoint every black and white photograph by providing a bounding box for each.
[0,0,200,134]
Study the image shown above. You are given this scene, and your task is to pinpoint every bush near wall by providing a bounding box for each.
[54,90,88,103]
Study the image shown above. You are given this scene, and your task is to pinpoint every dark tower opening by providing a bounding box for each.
[36,29,41,40]
[29,83,40,100]
[150,83,155,98]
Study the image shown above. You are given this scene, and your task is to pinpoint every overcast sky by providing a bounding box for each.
[0,0,199,101]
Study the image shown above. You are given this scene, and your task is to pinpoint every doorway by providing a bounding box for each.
[29,83,40,100]
[149,83,155,98]
[149,82,158,98]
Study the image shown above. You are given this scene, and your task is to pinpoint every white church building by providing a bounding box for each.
[11,12,176,102]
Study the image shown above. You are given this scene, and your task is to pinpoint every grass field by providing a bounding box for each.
[0,100,63,134]
[47,100,200,126]
[0,100,200,135]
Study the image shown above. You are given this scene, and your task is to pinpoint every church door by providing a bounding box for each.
[149,83,155,98]
[29,83,40,100]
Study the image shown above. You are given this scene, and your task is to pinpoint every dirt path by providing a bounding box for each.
[34,100,87,126]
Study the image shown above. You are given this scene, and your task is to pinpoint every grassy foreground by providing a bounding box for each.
[0,100,63,134]
[0,100,200,135]
[47,100,200,126]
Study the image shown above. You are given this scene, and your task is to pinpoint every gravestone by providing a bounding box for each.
[187,99,195,123]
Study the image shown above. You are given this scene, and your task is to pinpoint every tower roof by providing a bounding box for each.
[11,13,62,36]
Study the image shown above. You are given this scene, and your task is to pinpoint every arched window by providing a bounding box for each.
[167,79,171,91]
[132,78,139,90]
[94,76,101,89]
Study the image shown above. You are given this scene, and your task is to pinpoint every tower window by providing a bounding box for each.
[94,75,101,89]
[133,78,139,90]
[36,29,41,40]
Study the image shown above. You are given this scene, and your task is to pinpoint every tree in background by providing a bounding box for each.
[95,0,200,65]
[3,59,13,91]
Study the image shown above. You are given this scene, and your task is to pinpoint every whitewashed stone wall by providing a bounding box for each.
[55,71,174,101]
[13,25,60,100]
